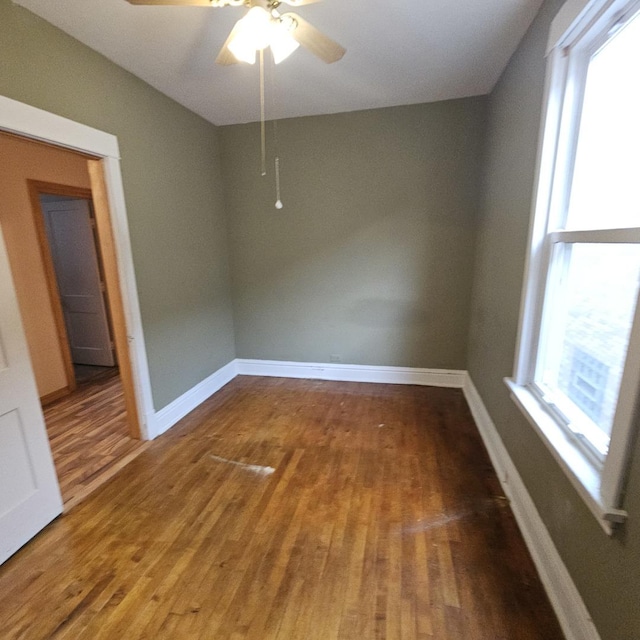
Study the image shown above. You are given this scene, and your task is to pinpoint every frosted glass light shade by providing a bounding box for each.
[270,21,300,64]
[228,33,257,64]
[228,7,299,65]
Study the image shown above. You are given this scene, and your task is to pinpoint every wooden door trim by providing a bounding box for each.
[87,161,142,439]
[28,178,141,438]
[26,180,85,402]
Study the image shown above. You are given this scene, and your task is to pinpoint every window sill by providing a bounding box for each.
[504,378,627,535]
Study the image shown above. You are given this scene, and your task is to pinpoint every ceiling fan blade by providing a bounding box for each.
[285,12,345,64]
[126,0,214,6]
[279,0,322,6]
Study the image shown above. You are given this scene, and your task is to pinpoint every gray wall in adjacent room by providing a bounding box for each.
[467,0,640,638]
[220,99,487,369]
[0,0,235,410]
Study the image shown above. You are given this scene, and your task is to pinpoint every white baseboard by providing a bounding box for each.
[148,360,465,439]
[150,360,237,439]
[235,359,467,388]
[462,374,601,640]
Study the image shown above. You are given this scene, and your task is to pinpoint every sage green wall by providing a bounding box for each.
[220,100,486,368]
[0,0,235,410]
[467,1,640,638]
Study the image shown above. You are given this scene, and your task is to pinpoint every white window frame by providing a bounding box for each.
[508,0,640,535]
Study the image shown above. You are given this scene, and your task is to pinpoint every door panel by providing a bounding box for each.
[0,410,38,514]
[0,227,63,565]
[41,199,115,367]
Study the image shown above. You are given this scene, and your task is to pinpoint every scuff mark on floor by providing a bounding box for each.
[209,454,275,476]
[401,510,473,534]
[399,497,509,535]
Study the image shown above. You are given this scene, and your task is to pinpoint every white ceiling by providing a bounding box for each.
[14,0,543,126]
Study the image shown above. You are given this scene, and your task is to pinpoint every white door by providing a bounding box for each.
[0,226,63,565]
[41,198,115,367]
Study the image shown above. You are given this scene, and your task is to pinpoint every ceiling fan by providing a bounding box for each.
[125,0,346,65]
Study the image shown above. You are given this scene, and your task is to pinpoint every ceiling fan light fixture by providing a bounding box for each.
[228,36,257,64]
[227,6,300,65]
[270,19,300,64]
[227,6,272,64]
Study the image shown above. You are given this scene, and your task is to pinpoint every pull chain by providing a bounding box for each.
[275,155,282,209]
[269,54,283,209]
[259,48,266,177]
[260,49,284,208]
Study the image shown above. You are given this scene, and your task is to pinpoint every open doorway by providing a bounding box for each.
[0,132,148,510]
[0,96,155,559]
[29,183,118,398]
[29,180,147,508]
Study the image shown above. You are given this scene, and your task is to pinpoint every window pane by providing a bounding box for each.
[537,244,640,454]
[565,10,640,230]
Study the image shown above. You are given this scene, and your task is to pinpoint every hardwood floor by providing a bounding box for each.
[42,370,148,509]
[0,376,564,639]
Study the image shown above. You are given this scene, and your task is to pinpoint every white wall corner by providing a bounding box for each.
[235,359,467,388]
[462,374,601,640]
[150,360,238,439]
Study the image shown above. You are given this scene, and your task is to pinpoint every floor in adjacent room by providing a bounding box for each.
[0,376,564,639]
[43,369,148,510]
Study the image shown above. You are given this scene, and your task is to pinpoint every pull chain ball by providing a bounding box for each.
[274,155,283,209]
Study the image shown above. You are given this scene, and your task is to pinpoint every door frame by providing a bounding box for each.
[0,96,155,439]
[28,182,95,403]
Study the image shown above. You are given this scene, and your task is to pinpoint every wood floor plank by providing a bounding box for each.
[0,376,565,639]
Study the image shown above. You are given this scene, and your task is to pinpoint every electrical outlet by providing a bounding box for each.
[329,354,341,363]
